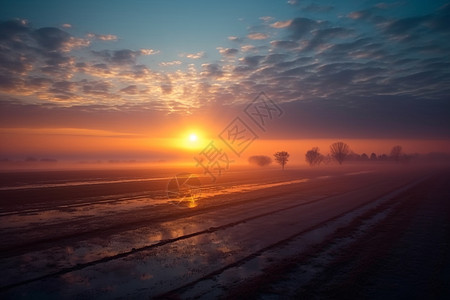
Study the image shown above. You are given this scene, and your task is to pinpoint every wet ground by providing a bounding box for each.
[0,164,448,299]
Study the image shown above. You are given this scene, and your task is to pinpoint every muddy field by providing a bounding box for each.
[0,164,449,299]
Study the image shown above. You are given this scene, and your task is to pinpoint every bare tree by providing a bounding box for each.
[390,145,402,162]
[305,147,323,166]
[274,151,290,170]
[330,142,350,165]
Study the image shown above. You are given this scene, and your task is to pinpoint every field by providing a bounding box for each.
[0,164,449,299]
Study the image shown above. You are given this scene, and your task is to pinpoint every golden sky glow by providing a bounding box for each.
[1,125,449,168]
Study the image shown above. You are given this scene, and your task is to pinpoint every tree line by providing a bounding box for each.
[304,143,409,167]
[251,143,409,170]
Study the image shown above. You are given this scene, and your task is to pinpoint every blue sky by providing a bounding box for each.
[0,0,449,157]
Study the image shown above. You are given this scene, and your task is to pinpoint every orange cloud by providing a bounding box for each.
[86,33,118,41]
[270,20,292,28]
[182,51,205,59]
[247,33,269,40]
[140,49,160,55]
[159,60,182,66]
[97,34,118,41]
[61,37,91,52]
[240,45,256,52]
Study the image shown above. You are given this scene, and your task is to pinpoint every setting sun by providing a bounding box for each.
[175,130,206,151]
[189,133,198,142]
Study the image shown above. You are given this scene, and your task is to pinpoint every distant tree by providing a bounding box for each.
[361,153,369,161]
[248,155,272,167]
[274,151,290,170]
[390,145,403,162]
[347,151,360,161]
[370,153,377,161]
[330,142,350,165]
[305,147,324,166]
[379,154,388,161]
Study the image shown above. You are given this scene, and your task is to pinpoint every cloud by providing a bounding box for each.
[64,37,91,51]
[347,11,368,20]
[247,33,269,40]
[92,49,148,65]
[234,55,265,73]
[49,80,76,93]
[262,96,450,139]
[217,47,239,57]
[0,20,193,107]
[140,49,159,55]
[383,16,426,36]
[0,19,30,40]
[270,40,299,49]
[0,75,21,92]
[228,36,244,43]
[159,60,182,66]
[120,85,138,94]
[86,33,118,41]
[201,63,223,77]
[287,0,298,5]
[61,23,72,29]
[380,6,450,43]
[288,17,319,39]
[32,27,71,51]
[47,81,77,100]
[304,27,353,52]
[29,27,89,52]
[240,55,264,67]
[346,7,388,24]
[82,80,111,95]
[263,53,288,64]
[0,52,32,75]
[259,16,274,22]
[182,51,205,59]
[27,77,53,89]
[270,20,292,28]
[241,45,256,52]
[160,85,172,94]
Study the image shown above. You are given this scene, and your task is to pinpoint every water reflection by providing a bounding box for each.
[1,176,314,297]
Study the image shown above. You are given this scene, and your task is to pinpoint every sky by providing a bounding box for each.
[0,0,449,167]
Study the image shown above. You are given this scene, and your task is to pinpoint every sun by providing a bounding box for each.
[180,131,204,150]
[176,129,206,151]
[189,133,198,142]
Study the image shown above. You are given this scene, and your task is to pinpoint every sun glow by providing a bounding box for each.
[189,133,198,142]
[175,130,205,151]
